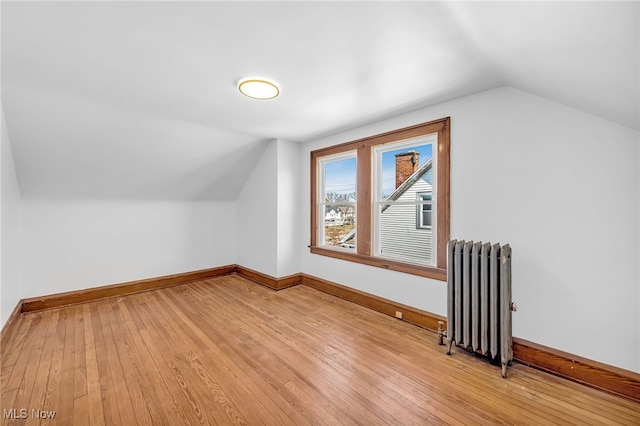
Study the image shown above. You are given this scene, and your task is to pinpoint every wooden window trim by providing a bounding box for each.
[310,117,450,281]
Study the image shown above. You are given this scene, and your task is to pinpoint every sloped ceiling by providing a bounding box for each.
[2,1,638,201]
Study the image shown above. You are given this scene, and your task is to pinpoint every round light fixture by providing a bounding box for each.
[238,78,280,100]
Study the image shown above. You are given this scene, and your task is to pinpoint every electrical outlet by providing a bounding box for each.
[395,311,403,319]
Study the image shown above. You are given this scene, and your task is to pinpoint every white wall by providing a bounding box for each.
[1,107,23,326]
[276,139,301,277]
[236,138,302,278]
[237,140,278,276]
[21,200,236,297]
[299,87,640,373]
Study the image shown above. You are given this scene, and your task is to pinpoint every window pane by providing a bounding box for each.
[421,205,432,227]
[378,202,434,265]
[321,155,356,249]
[379,143,432,199]
[324,157,356,202]
[323,203,356,248]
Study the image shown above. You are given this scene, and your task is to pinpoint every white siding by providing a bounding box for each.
[379,179,433,264]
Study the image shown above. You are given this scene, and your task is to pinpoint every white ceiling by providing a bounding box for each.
[2,1,638,201]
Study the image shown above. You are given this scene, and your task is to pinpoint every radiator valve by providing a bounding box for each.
[437,321,446,345]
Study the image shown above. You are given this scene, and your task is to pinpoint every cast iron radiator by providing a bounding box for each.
[439,240,516,377]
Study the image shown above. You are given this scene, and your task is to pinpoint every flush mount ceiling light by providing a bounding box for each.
[237,78,280,100]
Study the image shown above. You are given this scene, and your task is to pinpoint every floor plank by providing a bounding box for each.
[1,275,639,425]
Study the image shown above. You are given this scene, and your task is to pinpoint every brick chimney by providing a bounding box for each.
[395,151,419,188]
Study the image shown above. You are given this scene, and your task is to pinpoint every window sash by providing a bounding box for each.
[372,136,436,265]
[317,151,357,249]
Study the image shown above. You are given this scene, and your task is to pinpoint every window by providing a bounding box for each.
[417,192,432,229]
[310,117,450,280]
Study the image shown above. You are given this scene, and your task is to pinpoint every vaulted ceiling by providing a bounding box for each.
[2,1,638,201]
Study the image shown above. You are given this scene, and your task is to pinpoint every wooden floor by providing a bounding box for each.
[1,275,638,425]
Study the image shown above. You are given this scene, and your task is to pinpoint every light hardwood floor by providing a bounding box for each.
[1,275,638,425]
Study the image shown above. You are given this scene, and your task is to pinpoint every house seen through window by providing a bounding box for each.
[375,139,435,266]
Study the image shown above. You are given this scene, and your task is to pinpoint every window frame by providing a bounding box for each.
[310,117,450,281]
